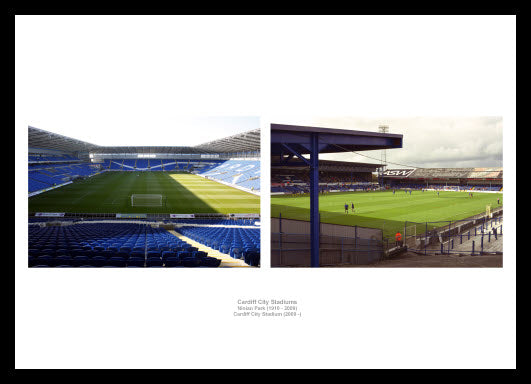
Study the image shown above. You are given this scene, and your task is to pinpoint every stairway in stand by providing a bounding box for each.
[168,229,250,267]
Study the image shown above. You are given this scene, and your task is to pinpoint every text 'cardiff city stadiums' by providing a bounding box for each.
[270,117,503,268]
[28,123,261,268]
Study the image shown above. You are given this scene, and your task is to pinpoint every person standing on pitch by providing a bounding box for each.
[351,202,355,213]
[344,203,348,214]
[497,197,500,205]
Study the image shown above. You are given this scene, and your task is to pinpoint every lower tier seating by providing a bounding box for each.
[175,226,260,267]
[28,223,227,268]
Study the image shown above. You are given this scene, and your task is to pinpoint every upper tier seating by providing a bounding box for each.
[28,163,101,193]
[197,160,260,191]
[29,153,80,162]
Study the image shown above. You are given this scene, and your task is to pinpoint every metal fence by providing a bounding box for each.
[399,208,503,256]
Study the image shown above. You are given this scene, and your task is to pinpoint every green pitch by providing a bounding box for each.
[272,190,503,239]
[28,171,260,214]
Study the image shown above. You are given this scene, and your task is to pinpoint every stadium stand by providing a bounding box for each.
[166,218,259,226]
[197,159,261,192]
[271,162,503,195]
[29,153,80,163]
[109,159,123,170]
[28,163,101,193]
[175,226,260,266]
[382,167,503,191]
[135,159,149,170]
[28,223,226,268]
[271,161,378,195]
[101,159,230,173]
[161,161,176,171]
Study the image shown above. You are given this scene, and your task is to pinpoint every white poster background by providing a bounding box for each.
[15,15,516,369]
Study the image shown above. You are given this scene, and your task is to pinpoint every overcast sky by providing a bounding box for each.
[276,116,503,169]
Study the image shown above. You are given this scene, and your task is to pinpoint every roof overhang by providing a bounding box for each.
[271,124,403,155]
[28,126,261,155]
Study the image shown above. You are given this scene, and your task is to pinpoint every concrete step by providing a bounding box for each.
[168,230,250,267]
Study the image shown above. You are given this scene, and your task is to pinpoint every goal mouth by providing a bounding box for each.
[131,194,165,207]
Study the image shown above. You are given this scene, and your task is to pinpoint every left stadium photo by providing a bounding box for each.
[27,121,261,268]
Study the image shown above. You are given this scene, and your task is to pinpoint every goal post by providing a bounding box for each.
[131,194,165,207]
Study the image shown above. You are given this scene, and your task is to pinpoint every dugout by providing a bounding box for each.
[271,124,403,267]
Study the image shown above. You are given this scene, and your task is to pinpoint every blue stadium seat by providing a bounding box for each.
[146,257,163,267]
[178,251,192,259]
[127,257,145,267]
[198,257,221,268]
[89,256,107,267]
[163,257,182,267]
[106,256,126,267]
[193,251,208,258]
[28,222,248,268]
[161,251,176,260]
[181,258,199,267]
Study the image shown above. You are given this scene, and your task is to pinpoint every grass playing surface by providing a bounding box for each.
[29,171,260,214]
[272,190,503,239]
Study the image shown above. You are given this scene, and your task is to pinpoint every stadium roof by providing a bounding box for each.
[195,128,260,153]
[271,124,403,155]
[28,126,260,154]
[28,126,99,153]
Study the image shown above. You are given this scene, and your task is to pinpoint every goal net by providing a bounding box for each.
[131,194,164,207]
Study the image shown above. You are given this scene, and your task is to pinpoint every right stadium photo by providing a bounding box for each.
[271,117,503,268]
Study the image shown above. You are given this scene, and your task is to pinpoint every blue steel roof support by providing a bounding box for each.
[279,153,295,165]
[280,143,311,166]
[309,133,320,268]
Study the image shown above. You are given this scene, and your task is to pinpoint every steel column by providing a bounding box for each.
[310,133,320,267]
